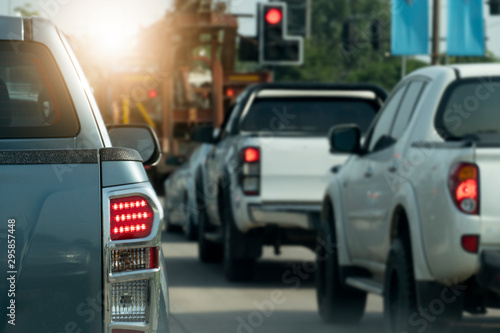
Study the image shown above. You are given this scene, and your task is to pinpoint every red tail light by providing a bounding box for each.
[110,196,154,240]
[243,147,260,163]
[462,235,479,253]
[449,163,479,215]
[226,88,236,97]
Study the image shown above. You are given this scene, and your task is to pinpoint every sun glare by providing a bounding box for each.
[86,9,138,60]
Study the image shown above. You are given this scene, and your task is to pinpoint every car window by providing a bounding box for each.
[0,42,79,138]
[240,97,379,136]
[367,85,407,152]
[438,78,500,140]
[390,81,426,140]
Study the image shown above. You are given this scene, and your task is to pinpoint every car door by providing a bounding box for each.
[343,84,407,262]
[345,81,426,264]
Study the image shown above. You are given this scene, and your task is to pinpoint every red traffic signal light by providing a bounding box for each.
[265,8,283,25]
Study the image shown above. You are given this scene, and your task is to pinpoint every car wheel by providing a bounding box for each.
[316,216,366,324]
[198,207,223,263]
[384,238,419,333]
[223,191,255,282]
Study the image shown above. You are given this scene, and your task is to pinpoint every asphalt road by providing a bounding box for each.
[161,232,500,333]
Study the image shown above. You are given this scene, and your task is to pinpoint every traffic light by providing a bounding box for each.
[491,0,500,15]
[259,3,304,66]
[370,20,382,51]
[270,0,310,37]
[341,21,354,51]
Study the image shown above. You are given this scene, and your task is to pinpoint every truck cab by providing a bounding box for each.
[0,16,169,333]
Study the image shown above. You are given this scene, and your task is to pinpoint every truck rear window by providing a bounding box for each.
[439,78,500,140]
[0,42,79,138]
[240,97,378,135]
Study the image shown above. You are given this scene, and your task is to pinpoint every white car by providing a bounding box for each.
[193,83,387,281]
[317,64,500,332]
[164,144,213,240]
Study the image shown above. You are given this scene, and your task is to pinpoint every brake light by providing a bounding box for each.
[449,163,479,215]
[226,88,236,97]
[110,196,154,240]
[462,235,479,253]
[241,147,260,196]
[244,147,260,163]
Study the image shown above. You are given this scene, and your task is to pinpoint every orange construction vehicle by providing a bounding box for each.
[101,0,273,191]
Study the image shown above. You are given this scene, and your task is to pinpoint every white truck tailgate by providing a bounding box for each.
[259,137,348,203]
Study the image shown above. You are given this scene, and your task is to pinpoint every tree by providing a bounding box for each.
[264,0,497,91]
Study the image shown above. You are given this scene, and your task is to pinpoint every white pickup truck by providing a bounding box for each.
[192,83,387,281]
[318,64,500,332]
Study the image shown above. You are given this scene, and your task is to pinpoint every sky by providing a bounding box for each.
[2,0,500,58]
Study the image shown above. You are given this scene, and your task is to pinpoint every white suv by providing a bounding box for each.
[317,64,500,332]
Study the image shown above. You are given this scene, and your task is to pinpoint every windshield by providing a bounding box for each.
[0,42,79,138]
[240,97,379,136]
[440,79,500,140]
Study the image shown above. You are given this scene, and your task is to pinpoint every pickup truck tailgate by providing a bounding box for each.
[0,150,102,332]
[475,148,500,246]
[259,137,347,203]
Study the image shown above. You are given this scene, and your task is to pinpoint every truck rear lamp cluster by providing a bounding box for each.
[111,280,148,322]
[241,147,260,196]
[111,247,158,273]
[449,163,479,215]
[111,196,154,240]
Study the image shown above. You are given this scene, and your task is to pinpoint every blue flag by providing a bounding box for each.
[447,0,485,56]
[391,0,429,55]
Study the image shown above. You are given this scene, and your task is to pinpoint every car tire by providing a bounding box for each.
[384,238,419,333]
[316,216,367,324]
[198,208,223,263]
[223,191,255,282]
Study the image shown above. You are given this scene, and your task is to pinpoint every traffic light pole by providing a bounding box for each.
[431,0,441,65]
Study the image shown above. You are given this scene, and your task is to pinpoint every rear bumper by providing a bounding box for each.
[248,203,321,230]
[476,251,500,293]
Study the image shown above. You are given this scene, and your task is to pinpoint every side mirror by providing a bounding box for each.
[165,156,185,166]
[107,124,162,166]
[191,125,215,144]
[328,124,362,154]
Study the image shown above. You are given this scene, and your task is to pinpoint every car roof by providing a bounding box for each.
[0,16,54,42]
[409,63,500,80]
[246,82,388,101]
[0,16,24,40]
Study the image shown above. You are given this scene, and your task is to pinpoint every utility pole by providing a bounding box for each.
[306,0,312,39]
[431,0,441,65]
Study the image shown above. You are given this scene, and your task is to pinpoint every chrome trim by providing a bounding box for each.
[102,183,164,333]
[238,92,257,127]
[249,204,321,229]
[256,90,377,99]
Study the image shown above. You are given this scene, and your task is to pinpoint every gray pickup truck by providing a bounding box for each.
[0,16,169,333]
